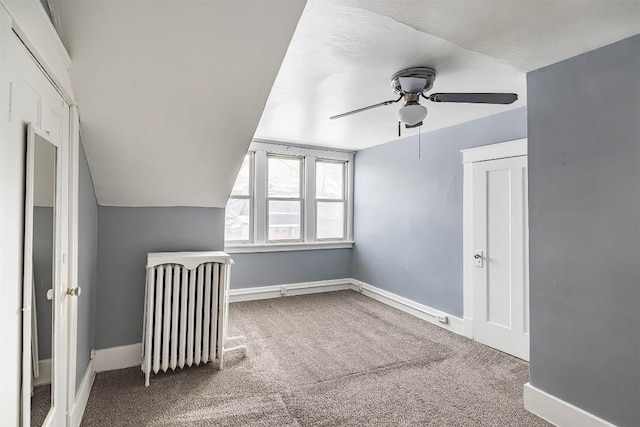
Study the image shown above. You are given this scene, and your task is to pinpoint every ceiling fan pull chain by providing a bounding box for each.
[418,126,422,160]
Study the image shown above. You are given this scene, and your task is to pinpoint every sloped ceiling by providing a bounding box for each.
[255,0,640,150]
[52,0,306,207]
[52,0,639,206]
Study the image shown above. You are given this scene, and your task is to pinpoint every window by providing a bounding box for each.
[225,153,253,242]
[267,155,303,242]
[315,160,346,240]
[225,142,353,252]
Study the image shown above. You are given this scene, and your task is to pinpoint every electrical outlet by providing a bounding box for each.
[435,313,448,324]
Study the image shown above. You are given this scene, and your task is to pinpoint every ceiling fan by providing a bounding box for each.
[329,67,518,128]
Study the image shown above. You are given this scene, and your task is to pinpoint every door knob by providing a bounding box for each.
[474,254,481,259]
[66,287,81,297]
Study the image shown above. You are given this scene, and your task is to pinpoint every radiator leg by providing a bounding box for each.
[224,345,248,357]
[219,343,248,370]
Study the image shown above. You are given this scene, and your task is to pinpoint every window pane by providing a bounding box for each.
[268,157,301,198]
[317,202,344,239]
[225,199,251,241]
[268,200,301,241]
[231,154,251,196]
[316,161,344,199]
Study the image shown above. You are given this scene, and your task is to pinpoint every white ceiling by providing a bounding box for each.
[255,0,640,150]
[50,0,639,207]
[51,0,306,207]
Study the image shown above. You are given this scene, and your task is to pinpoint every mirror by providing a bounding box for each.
[23,124,58,426]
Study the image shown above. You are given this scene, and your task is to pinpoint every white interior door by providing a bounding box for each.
[8,32,70,426]
[472,155,529,361]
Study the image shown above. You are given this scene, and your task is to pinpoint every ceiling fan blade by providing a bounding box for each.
[427,93,518,104]
[330,96,402,120]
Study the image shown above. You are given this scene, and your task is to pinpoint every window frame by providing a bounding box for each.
[224,151,255,244]
[225,141,354,253]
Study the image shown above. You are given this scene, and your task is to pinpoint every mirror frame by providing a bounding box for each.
[22,123,61,426]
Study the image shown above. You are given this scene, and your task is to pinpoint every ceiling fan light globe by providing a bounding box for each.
[397,104,427,126]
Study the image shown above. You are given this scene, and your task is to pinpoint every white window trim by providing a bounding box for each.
[225,140,354,253]
[225,241,354,254]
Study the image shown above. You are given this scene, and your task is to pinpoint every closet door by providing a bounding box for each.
[472,155,529,361]
[6,31,70,426]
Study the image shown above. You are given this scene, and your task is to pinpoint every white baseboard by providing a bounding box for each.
[69,360,95,427]
[351,279,465,336]
[33,358,51,386]
[524,383,617,427]
[229,279,354,302]
[230,278,464,336]
[94,343,142,372]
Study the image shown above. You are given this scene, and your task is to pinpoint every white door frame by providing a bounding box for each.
[460,138,528,339]
[66,105,83,426]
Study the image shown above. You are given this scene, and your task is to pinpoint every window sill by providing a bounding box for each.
[224,241,354,254]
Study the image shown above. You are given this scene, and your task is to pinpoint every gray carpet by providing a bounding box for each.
[81,290,548,426]
[31,383,50,426]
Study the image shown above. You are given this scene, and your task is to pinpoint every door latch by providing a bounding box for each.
[474,250,483,268]
[67,287,82,297]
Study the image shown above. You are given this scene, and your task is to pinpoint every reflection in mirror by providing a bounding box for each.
[27,131,56,426]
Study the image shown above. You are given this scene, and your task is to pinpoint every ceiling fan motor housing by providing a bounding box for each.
[391,67,436,94]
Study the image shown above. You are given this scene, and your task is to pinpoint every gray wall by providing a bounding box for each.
[231,249,352,288]
[33,207,53,360]
[96,206,225,349]
[76,142,98,392]
[527,35,639,426]
[351,107,527,317]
